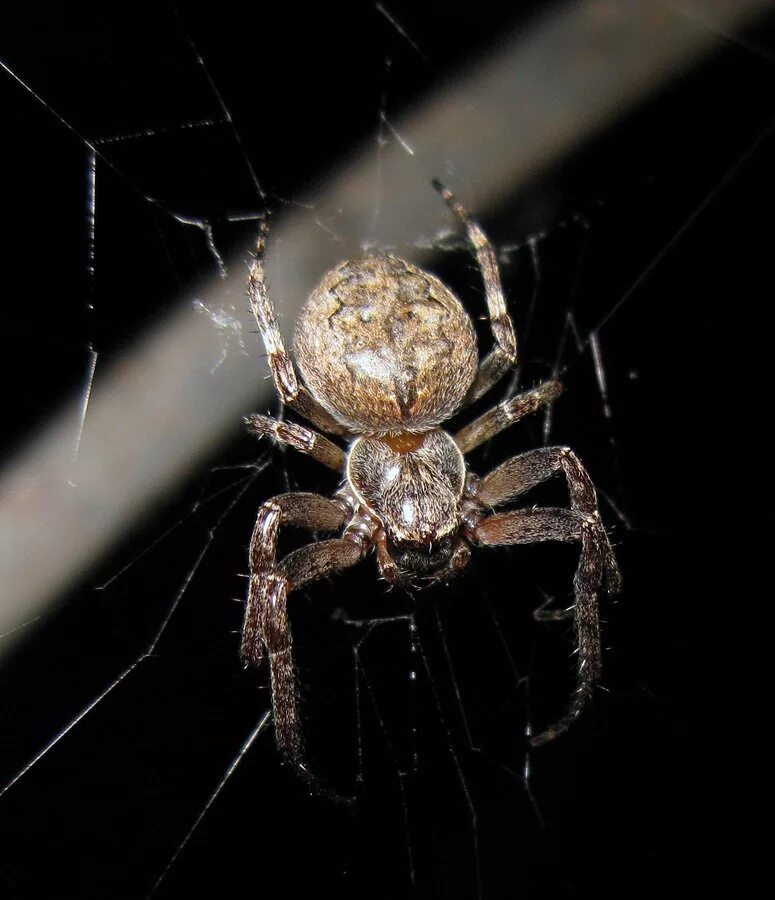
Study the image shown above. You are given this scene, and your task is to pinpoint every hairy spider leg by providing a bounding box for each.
[472,447,621,745]
[454,380,563,454]
[243,488,370,763]
[247,217,350,436]
[245,414,346,471]
[433,179,518,405]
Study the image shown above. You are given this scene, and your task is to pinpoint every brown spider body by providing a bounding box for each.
[294,255,478,433]
[243,181,621,770]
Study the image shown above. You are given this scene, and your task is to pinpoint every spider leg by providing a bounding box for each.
[474,506,583,544]
[454,380,562,454]
[476,446,620,589]
[474,508,609,747]
[433,179,517,405]
[244,490,368,762]
[247,218,350,436]
[471,447,621,746]
[242,493,350,666]
[245,413,346,471]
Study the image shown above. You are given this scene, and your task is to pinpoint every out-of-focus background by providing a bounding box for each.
[1,2,754,897]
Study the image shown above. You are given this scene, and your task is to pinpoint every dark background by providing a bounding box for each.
[1,2,754,897]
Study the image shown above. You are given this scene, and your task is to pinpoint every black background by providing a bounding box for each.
[1,2,753,897]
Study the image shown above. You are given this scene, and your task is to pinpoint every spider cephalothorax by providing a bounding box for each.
[242,181,621,767]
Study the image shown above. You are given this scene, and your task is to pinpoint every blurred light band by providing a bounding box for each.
[0,0,767,651]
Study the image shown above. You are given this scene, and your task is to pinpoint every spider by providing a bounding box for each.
[241,180,621,767]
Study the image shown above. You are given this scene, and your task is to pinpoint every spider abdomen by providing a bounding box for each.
[294,255,478,433]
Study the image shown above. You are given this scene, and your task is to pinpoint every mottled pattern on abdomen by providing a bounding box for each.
[294,255,478,433]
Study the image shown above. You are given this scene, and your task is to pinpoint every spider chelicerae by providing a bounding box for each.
[242,180,621,767]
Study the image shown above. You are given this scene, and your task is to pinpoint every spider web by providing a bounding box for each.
[1,2,761,897]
